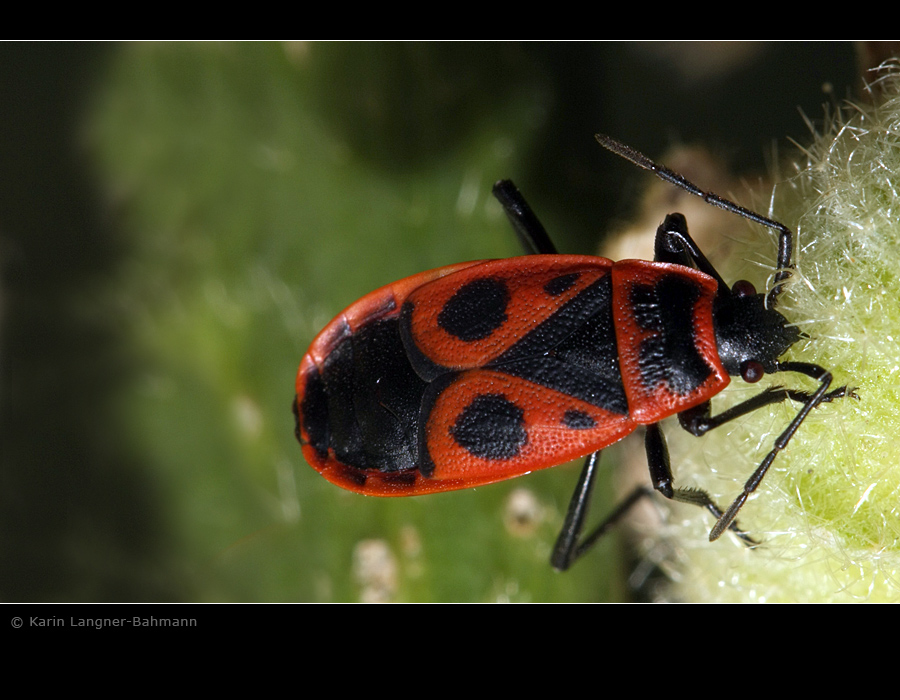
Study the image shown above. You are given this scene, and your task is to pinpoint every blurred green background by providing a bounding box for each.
[0,42,861,602]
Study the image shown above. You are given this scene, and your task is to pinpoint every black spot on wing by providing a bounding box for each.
[450,394,527,460]
[563,410,596,430]
[438,277,509,342]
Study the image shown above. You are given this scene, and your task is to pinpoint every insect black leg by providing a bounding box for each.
[644,423,756,545]
[551,451,600,571]
[678,385,852,437]
[708,361,839,540]
[550,420,760,570]
[551,391,829,568]
[492,180,559,256]
[652,213,728,292]
[678,363,851,540]
[551,451,653,571]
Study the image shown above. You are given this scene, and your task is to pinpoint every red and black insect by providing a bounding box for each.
[294,134,850,570]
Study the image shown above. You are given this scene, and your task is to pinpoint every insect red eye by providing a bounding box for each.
[740,360,765,383]
[732,280,756,297]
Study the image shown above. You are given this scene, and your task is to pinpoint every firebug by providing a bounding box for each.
[294,134,851,570]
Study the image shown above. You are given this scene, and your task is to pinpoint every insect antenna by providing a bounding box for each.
[595,133,793,307]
